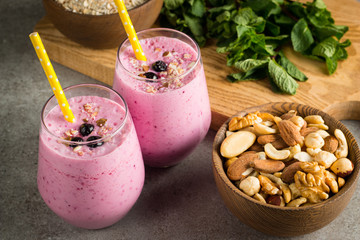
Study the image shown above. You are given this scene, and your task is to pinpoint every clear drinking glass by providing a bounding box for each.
[113,28,211,167]
[37,84,144,229]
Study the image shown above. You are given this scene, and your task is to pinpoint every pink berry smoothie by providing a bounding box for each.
[37,85,144,229]
[113,28,211,167]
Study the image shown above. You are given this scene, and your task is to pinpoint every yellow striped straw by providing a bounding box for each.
[29,32,76,123]
[114,0,147,61]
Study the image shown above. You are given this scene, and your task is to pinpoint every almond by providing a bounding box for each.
[248,142,264,152]
[250,159,285,173]
[300,127,319,137]
[322,135,338,153]
[257,134,281,145]
[227,152,259,181]
[281,161,302,183]
[280,110,297,120]
[278,120,303,146]
[271,138,288,149]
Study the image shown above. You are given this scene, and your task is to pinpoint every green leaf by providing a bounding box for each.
[183,13,205,45]
[163,0,185,10]
[268,74,285,93]
[291,18,314,53]
[265,21,280,36]
[315,25,348,41]
[190,0,206,18]
[314,0,327,9]
[287,1,306,19]
[278,51,308,81]
[274,15,296,26]
[236,25,251,38]
[234,59,269,72]
[312,37,337,58]
[325,56,337,75]
[268,59,298,95]
[227,65,267,82]
[216,11,231,23]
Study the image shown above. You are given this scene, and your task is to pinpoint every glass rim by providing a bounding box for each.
[116,27,201,82]
[40,83,129,146]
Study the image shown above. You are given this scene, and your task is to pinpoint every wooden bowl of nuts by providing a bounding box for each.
[42,0,163,49]
[212,102,360,237]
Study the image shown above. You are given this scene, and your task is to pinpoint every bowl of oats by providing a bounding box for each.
[43,0,163,48]
[212,102,360,236]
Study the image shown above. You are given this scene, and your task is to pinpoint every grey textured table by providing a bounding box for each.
[1,1,359,239]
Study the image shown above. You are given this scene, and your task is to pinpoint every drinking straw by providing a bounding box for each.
[29,32,76,123]
[113,0,147,61]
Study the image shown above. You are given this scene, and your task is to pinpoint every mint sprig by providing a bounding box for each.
[161,0,351,95]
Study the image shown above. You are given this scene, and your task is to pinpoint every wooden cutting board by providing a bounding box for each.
[34,0,360,130]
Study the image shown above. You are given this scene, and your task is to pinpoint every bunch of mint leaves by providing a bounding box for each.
[160,0,351,95]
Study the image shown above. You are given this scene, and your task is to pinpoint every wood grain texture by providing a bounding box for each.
[34,0,360,130]
[212,102,360,237]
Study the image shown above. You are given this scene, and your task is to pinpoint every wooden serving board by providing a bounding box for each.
[34,0,360,130]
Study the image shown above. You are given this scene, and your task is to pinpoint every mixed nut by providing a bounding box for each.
[220,110,354,207]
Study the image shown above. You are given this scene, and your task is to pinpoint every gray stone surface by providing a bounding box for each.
[0,0,359,239]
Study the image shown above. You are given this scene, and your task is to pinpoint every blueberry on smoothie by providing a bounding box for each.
[152,61,167,72]
[69,137,84,148]
[143,72,158,80]
[80,123,94,136]
[87,136,104,148]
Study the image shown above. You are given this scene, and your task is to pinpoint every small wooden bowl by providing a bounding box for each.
[212,102,360,237]
[42,0,163,49]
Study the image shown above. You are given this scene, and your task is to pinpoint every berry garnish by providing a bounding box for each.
[152,61,167,72]
[79,123,94,136]
[86,136,104,148]
[69,137,84,148]
[143,72,158,80]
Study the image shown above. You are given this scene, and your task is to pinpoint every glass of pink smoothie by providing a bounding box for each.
[113,28,211,168]
[38,84,144,229]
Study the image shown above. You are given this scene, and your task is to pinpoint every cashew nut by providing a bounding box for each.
[280,183,292,203]
[264,143,291,160]
[334,129,348,158]
[253,122,278,135]
[338,177,345,188]
[289,183,302,200]
[307,123,329,130]
[262,120,275,127]
[316,130,330,139]
[305,132,325,149]
[226,131,234,137]
[287,197,307,207]
[257,151,266,160]
[253,193,266,203]
[294,151,313,162]
[220,131,257,158]
[289,116,306,129]
[285,144,301,161]
[241,167,254,178]
[239,176,260,196]
[304,115,324,124]
[306,147,322,157]
[314,150,337,169]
